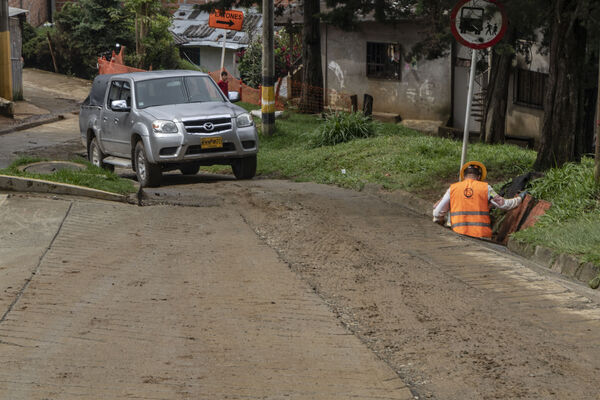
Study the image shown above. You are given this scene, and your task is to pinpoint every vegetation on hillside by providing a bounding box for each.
[513,158,600,264]
[22,0,182,79]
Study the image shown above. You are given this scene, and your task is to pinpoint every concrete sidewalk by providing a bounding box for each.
[0,69,91,135]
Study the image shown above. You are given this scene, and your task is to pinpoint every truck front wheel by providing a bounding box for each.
[134,141,162,187]
[231,155,257,180]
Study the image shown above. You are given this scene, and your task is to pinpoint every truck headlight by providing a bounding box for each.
[236,113,253,128]
[152,120,179,134]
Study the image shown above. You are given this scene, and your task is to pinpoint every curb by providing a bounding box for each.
[0,174,133,203]
[506,238,599,288]
[0,114,64,136]
[372,183,600,291]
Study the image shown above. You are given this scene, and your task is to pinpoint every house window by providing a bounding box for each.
[366,42,402,80]
[513,68,548,109]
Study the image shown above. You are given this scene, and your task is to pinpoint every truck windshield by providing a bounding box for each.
[135,76,226,109]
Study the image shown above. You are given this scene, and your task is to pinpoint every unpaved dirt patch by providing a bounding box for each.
[200,179,600,400]
[16,138,85,161]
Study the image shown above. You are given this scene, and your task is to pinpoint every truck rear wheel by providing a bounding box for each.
[231,155,256,180]
[88,137,114,172]
[134,141,162,187]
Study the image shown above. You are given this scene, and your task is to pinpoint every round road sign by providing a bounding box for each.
[450,0,507,49]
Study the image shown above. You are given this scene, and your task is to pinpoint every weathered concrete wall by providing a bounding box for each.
[184,46,240,78]
[505,43,548,145]
[322,22,452,121]
[9,0,49,26]
[505,74,543,145]
[9,16,23,100]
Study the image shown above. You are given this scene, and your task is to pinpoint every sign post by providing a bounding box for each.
[220,31,227,70]
[450,0,507,177]
[208,9,244,71]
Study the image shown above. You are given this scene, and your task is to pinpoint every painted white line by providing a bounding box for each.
[0,194,7,208]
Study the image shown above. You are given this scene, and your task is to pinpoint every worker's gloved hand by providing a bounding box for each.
[518,190,528,200]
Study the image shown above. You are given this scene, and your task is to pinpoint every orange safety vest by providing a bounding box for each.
[449,179,492,238]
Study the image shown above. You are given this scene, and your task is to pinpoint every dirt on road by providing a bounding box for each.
[141,177,600,400]
[2,168,600,399]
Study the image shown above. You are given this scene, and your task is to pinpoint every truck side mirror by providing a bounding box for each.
[111,99,130,112]
[228,91,240,103]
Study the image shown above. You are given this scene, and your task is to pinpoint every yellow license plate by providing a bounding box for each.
[201,137,223,149]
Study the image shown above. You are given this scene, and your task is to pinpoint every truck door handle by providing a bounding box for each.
[102,117,107,122]
[114,118,119,124]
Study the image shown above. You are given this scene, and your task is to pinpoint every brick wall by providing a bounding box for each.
[8,0,49,26]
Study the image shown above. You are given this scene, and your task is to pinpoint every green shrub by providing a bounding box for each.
[22,24,56,72]
[310,111,377,147]
[22,0,182,79]
[527,157,599,224]
[237,29,301,87]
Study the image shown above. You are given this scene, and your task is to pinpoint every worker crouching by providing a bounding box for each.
[433,161,526,239]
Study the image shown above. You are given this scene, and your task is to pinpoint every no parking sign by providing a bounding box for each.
[451,0,507,174]
[451,0,507,49]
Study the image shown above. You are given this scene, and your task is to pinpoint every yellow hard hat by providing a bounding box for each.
[460,161,487,181]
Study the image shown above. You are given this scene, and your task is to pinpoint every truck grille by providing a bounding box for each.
[183,117,232,134]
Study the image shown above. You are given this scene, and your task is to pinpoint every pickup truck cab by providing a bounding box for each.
[79,70,258,187]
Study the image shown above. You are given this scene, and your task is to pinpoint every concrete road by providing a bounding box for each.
[0,115,82,168]
[143,179,600,399]
[0,193,412,400]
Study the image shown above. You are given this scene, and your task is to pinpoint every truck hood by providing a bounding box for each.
[141,102,246,121]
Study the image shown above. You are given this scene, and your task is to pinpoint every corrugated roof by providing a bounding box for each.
[170,30,189,45]
[9,7,29,17]
[171,5,262,50]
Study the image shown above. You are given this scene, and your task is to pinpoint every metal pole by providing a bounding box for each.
[0,0,13,100]
[220,30,226,71]
[595,47,600,185]
[261,0,275,136]
[460,48,477,177]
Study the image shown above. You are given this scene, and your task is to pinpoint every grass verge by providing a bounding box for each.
[512,158,600,264]
[256,109,536,198]
[0,157,136,195]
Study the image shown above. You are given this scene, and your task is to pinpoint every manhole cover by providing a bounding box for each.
[20,161,86,174]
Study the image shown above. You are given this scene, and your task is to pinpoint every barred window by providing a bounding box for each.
[366,42,402,80]
[513,68,548,109]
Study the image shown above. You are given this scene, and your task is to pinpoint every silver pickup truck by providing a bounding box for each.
[79,70,258,187]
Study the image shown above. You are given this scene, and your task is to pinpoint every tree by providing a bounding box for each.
[22,0,182,78]
[237,29,301,88]
[51,0,132,77]
[479,0,547,144]
[299,0,323,113]
[534,0,598,170]
[123,0,181,69]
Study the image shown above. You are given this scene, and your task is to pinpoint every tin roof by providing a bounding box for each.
[9,7,29,17]
[170,5,262,50]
